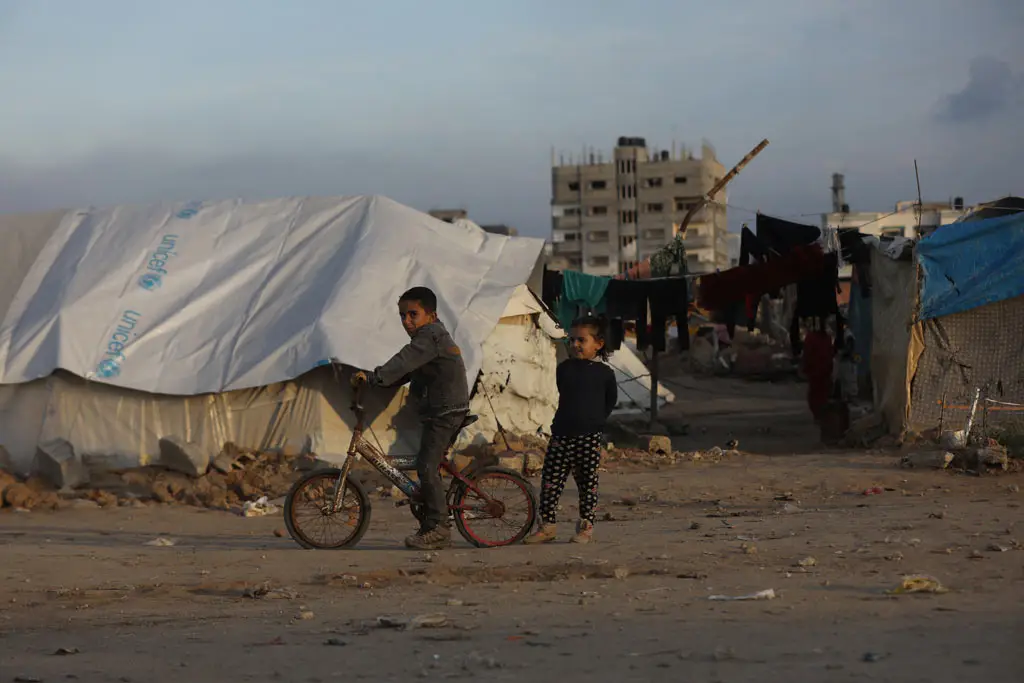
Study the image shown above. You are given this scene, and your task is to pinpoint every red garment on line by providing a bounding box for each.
[802,330,833,421]
[697,244,825,310]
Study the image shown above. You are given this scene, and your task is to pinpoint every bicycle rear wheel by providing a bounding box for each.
[451,466,538,548]
[284,469,371,549]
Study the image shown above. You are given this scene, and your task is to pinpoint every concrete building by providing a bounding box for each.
[550,136,730,276]
[820,174,968,239]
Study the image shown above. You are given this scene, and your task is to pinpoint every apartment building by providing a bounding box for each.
[821,174,968,239]
[550,136,730,276]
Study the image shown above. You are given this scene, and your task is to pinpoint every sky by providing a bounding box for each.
[1,0,1022,237]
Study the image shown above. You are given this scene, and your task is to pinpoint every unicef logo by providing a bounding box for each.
[138,272,162,290]
[96,359,121,379]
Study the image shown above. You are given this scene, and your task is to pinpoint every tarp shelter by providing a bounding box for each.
[864,212,1024,435]
[0,197,673,481]
[0,197,543,477]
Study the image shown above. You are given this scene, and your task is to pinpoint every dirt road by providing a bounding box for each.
[1,377,1022,682]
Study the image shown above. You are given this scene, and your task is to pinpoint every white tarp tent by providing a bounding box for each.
[0,197,542,476]
[0,200,674,480]
[0,196,541,394]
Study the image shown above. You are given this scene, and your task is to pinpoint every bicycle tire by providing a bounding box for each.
[283,469,372,549]
[451,466,538,548]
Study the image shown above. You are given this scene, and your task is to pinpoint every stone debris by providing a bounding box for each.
[32,438,89,489]
[158,436,211,477]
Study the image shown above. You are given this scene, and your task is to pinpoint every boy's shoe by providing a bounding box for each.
[570,520,593,544]
[404,525,451,550]
[523,523,557,544]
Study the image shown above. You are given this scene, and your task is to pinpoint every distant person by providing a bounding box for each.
[525,315,618,545]
[352,286,469,550]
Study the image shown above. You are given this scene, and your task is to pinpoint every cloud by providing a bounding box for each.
[935,57,1024,123]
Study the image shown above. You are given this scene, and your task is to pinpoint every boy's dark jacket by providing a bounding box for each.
[368,320,470,414]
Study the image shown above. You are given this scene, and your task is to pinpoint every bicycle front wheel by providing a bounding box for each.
[451,466,538,548]
[284,469,371,549]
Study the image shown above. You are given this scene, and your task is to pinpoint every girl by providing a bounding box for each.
[525,315,618,544]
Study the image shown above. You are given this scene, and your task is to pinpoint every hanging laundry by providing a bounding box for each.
[605,318,624,352]
[604,279,648,321]
[739,226,770,266]
[648,234,689,278]
[755,214,821,255]
[556,270,610,331]
[542,266,563,309]
[648,278,689,353]
[698,244,825,311]
[795,252,839,319]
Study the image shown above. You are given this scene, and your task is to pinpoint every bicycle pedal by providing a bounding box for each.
[394,499,411,508]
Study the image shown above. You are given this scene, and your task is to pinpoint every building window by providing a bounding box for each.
[644,228,666,241]
[588,231,610,242]
[881,227,905,237]
[674,176,688,185]
[620,236,635,248]
[675,199,692,212]
[567,181,580,192]
[588,256,610,267]
[588,205,608,216]
[564,207,580,217]
[622,260,636,272]
[588,180,607,191]
[642,177,663,189]
[565,232,578,241]
[619,185,635,199]
[645,202,664,213]
[620,210,636,224]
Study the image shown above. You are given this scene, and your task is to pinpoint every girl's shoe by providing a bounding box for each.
[523,523,557,544]
[570,520,593,544]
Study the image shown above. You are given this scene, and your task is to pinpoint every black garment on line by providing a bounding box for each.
[648,278,688,353]
[739,226,770,267]
[796,252,839,319]
[550,358,618,438]
[542,267,563,309]
[604,279,647,320]
[755,214,821,256]
[605,318,624,353]
[753,214,822,336]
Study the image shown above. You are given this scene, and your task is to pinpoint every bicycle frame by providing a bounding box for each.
[329,383,502,515]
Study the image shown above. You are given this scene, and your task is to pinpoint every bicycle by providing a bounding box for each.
[283,378,539,549]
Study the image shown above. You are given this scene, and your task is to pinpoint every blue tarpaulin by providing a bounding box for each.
[916,212,1024,320]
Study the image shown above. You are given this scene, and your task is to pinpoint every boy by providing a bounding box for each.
[352,287,470,550]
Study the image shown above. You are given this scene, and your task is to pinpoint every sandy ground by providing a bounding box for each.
[1,375,1023,682]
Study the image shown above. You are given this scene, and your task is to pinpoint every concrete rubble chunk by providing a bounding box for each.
[31,438,90,490]
[644,435,673,455]
[211,452,239,474]
[158,436,211,477]
[900,451,954,470]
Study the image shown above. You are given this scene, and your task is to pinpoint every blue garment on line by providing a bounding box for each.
[917,212,1024,320]
[556,270,609,331]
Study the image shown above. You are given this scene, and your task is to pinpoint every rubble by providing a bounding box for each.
[900,451,954,470]
[31,438,89,490]
[158,436,211,477]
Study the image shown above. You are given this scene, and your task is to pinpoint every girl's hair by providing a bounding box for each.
[570,314,611,361]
